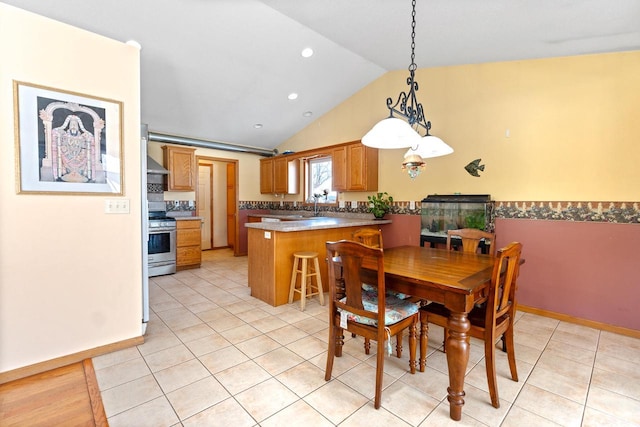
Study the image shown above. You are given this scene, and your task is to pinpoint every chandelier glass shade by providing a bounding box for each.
[405,135,454,159]
[361,117,422,149]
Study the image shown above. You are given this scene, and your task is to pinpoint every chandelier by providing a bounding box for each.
[361,0,453,178]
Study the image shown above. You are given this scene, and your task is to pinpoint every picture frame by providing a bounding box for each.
[13,81,124,195]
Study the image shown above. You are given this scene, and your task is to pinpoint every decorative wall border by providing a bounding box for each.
[238,200,640,224]
[495,201,640,224]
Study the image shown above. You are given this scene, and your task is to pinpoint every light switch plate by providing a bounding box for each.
[409,200,416,210]
[339,200,345,208]
[351,201,358,209]
[104,199,130,214]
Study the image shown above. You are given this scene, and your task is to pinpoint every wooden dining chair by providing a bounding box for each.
[446,228,496,255]
[447,227,510,351]
[352,228,410,356]
[325,240,420,409]
[419,242,522,408]
[352,228,383,248]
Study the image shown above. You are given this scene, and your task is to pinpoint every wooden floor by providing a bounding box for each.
[0,359,107,426]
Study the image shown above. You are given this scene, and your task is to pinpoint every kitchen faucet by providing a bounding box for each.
[310,189,328,216]
[307,196,320,216]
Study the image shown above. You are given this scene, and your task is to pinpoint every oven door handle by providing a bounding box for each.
[149,227,176,233]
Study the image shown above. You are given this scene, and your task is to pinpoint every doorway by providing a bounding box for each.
[196,156,238,254]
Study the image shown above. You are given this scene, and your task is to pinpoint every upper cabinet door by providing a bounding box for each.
[260,158,274,194]
[347,144,367,191]
[273,156,299,194]
[163,146,196,191]
[332,142,378,192]
[332,146,347,192]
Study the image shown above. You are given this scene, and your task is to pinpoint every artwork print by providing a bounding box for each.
[14,81,123,194]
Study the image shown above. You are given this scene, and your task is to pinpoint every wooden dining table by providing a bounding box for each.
[360,245,496,421]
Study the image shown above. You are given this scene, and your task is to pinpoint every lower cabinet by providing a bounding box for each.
[176,219,201,270]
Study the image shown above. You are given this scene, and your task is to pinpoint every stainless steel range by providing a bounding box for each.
[148,212,177,276]
[147,162,176,276]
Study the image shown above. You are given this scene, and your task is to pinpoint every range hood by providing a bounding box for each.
[147,156,169,175]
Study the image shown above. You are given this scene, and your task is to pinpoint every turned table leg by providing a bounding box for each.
[445,310,471,421]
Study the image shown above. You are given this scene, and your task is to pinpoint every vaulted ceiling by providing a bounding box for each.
[4,0,640,150]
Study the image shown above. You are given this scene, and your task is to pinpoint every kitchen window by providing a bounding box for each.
[305,156,337,203]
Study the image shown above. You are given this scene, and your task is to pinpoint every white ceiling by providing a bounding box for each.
[4,0,640,150]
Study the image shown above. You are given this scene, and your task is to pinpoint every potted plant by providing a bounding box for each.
[367,192,394,219]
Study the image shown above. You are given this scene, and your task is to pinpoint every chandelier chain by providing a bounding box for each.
[383,0,431,136]
[410,0,417,72]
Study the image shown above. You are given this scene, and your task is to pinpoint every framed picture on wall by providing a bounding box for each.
[13,81,124,195]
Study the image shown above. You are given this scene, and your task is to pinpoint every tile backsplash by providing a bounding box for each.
[165,200,196,213]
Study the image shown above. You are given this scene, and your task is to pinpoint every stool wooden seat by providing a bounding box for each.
[288,251,324,310]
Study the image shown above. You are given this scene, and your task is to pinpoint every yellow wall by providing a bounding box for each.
[280,51,640,202]
[0,4,142,372]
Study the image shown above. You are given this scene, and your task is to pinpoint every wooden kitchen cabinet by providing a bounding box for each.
[260,158,274,193]
[332,141,378,192]
[163,146,196,191]
[176,219,201,270]
[260,156,299,194]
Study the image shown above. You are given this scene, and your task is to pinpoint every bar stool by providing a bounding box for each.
[288,251,324,311]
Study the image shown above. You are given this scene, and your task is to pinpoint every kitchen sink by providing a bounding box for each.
[282,215,322,220]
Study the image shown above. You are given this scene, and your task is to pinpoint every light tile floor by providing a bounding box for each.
[94,249,640,427]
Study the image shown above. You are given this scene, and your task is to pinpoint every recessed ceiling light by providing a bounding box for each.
[303,111,313,117]
[301,47,314,58]
[126,40,142,50]
[253,123,263,129]
[288,93,298,100]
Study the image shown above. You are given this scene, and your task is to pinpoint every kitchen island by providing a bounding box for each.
[245,216,391,306]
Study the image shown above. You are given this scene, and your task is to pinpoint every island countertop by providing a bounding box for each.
[245,216,391,232]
